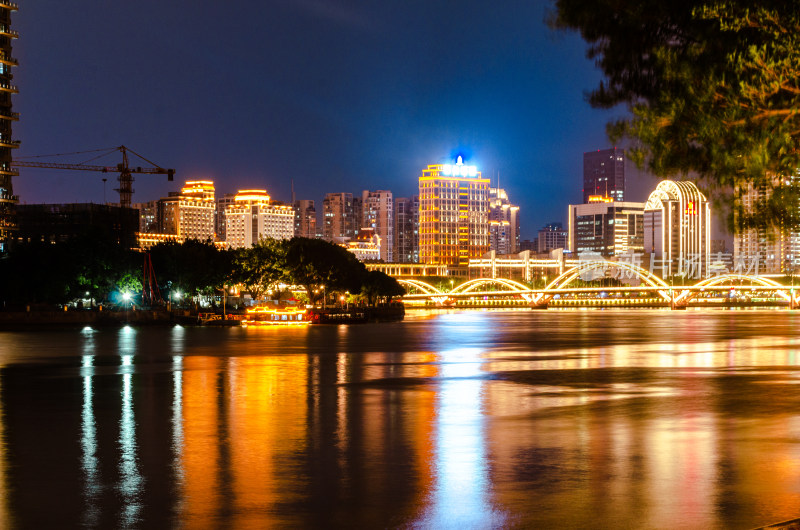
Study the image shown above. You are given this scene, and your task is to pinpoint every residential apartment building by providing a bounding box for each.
[361,189,393,262]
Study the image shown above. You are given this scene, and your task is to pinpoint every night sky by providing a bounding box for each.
[12,0,661,237]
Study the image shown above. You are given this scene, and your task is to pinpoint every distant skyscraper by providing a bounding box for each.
[488,187,520,255]
[294,199,317,239]
[643,180,710,278]
[323,192,355,243]
[361,190,393,262]
[225,189,294,248]
[395,196,419,263]
[419,156,489,267]
[583,148,625,203]
[568,198,644,257]
[0,2,18,253]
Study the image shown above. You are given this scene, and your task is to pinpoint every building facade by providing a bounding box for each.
[583,148,625,203]
[175,181,216,241]
[568,199,645,257]
[733,178,800,274]
[395,196,419,263]
[643,180,710,278]
[215,193,236,242]
[294,199,317,239]
[418,157,489,267]
[225,190,294,249]
[537,222,567,253]
[322,192,355,243]
[345,227,381,262]
[488,187,520,255]
[15,203,139,249]
[361,190,393,262]
[0,2,18,253]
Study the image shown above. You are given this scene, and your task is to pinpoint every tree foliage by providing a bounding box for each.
[232,237,288,300]
[551,0,800,228]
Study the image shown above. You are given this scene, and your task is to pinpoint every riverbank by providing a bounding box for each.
[0,304,406,328]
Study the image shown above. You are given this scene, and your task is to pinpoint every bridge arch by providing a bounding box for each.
[449,278,532,301]
[397,279,443,296]
[533,260,671,304]
[545,260,669,290]
[675,274,791,303]
[450,278,531,294]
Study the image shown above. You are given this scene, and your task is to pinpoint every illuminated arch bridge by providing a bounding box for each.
[398,260,800,309]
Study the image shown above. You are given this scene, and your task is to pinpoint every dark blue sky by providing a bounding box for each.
[13,0,660,237]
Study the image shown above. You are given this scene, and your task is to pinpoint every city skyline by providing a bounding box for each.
[10,0,663,236]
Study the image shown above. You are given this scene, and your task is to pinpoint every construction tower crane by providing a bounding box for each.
[11,145,175,208]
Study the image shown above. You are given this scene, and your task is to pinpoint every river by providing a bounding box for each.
[1,309,799,528]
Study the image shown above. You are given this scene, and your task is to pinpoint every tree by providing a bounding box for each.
[359,270,406,306]
[284,237,366,303]
[551,0,800,228]
[232,238,289,301]
[150,239,230,299]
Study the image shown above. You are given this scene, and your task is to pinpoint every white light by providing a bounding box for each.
[122,292,131,301]
[459,165,468,176]
[468,166,477,177]
[456,155,463,165]
[442,164,451,175]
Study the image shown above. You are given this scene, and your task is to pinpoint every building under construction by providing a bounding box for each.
[0,1,17,253]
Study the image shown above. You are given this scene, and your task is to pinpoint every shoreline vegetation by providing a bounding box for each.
[0,233,406,317]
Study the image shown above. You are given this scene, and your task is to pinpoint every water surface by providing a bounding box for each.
[1,309,800,528]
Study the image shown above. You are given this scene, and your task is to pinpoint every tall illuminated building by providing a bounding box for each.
[322,192,355,243]
[225,190,294,248]
[361,190,393,262]
[583,148,625,203]
[0,1,17,253]
[488,188,519,255]
[419,156,489,267]
[644,180,710,278]
[395,196,419,263]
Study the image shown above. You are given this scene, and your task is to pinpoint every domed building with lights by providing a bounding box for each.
[643,180,710,279]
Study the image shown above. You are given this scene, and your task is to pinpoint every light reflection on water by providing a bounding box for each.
[0,311,800,527]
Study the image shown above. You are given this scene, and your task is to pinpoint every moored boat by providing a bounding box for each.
[242,305,311,326]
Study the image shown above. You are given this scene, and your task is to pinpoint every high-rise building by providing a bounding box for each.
[0,2,18,253]
[361,190,393,262]
[419,156,489,267]
[568,198,645,257]
[488,187,520,255]
[294,199,317,239]
[225,190,294,249]
[395,196,419,263]
[537,222,568,253]
[733,177,800,274]
[643,180,710,278]
[583,148,625,203]
[322,192,355,243]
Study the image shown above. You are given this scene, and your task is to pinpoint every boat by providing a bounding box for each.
[242,304,311,326]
